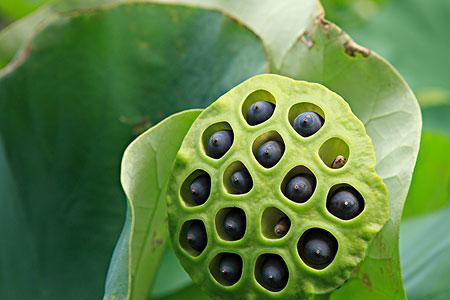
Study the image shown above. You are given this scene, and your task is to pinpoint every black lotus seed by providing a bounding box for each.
[299,231,336,269]
[189,175,210,205]
[186,222,207,252]
[256,140,284,168]
[274,217,290,237]
[207,130,233,159]
[229,169,253,194]
[218,254,242,285]
[293,112,323,137]
[223,208,246,240]
[246,101,275,125]
[327,188,362,220]
[285,174,315,203]
[260,256,288,291]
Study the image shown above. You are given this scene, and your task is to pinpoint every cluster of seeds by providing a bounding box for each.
[167,75,388,299]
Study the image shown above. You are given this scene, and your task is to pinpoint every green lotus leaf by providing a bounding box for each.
[402,132,450,218]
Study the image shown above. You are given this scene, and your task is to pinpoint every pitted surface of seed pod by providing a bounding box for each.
[166,74,389,299]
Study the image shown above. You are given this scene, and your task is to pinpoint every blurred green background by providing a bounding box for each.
[1,0,449,299]
[2,0,448,108]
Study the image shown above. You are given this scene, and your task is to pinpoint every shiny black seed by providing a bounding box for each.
[293,112,323,137]
[284,174,315,203]
[298,229,337,269]
[189,175,210,205]
[223,208,246,240]
[260,256,288,291]
[186,222,207,252]
[327,188,363,220]
[229,169,253,194]
[218,254,242,285]
[256,140,284,168]
[246,101,275,125]
[207,130,233,159]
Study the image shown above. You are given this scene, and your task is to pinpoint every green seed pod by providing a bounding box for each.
[167,74,389,299]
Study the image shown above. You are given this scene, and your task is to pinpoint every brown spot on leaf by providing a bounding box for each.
[118,115,151,135]
[344,39,370,58]
[132,117,151,135]
[362,273,372,288]
[151,231,164,249]
[315,13,331,30]
[300,32,314,49]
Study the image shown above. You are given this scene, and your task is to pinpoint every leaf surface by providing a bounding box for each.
[402,132,450,218]
[400,206,450,300]
[349,0,450,101]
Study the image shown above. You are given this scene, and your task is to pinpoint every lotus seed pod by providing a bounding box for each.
[167,74,389,299]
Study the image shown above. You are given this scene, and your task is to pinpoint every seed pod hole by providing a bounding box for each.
[242,89,276,126]
[319,137,349,169]
[180,170,211,207]
[281,166,316,203]
[215,207,247,241]
[202,122,234,159]
[210,253,243,286]
[252,131,285,168]
[179,220,207,256]
[288,103,325,137]
[255,254,289,292]
[223,161,253,195]
[297,228,338,270]
[327,184,364,220]
[261,207,291,239]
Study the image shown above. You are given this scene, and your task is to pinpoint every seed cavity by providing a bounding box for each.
[261,207,291,239]
[293,112,323,137]
[202,122,234,159]
[216,207,247,241]
[281,166,317,203]
[252,131,285,168]
[288,103,325,138]
[255,254,289,292]
[319,137,349,169]
[223,161,253,195]
[242,89,276,126]
[297,228,338,269]
[180,220,207,256]
[210,253,243,286]
[181,170,211,207]
[327,184,364,220]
